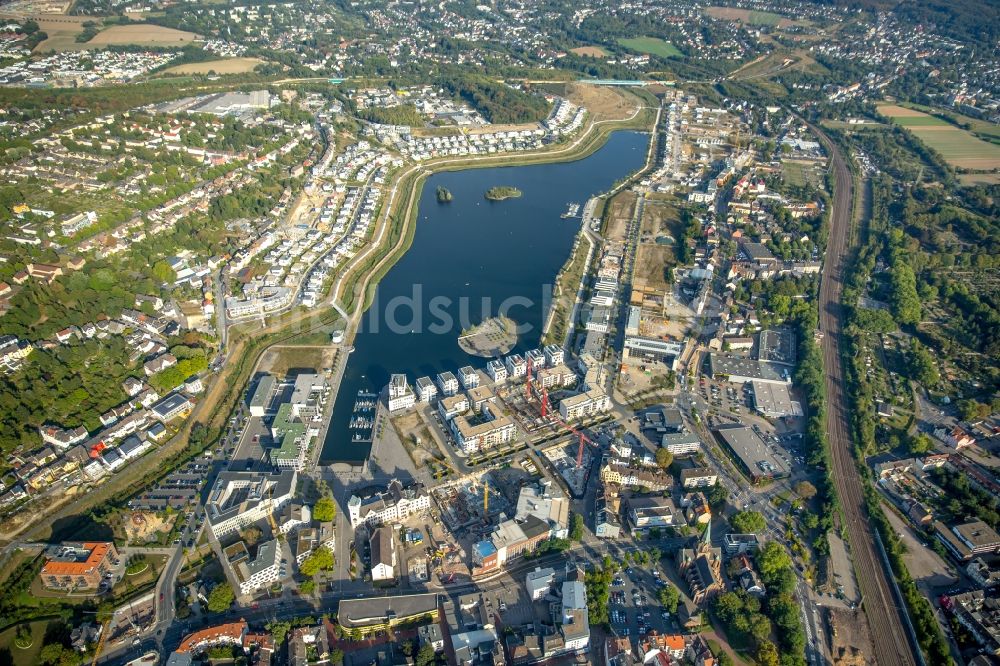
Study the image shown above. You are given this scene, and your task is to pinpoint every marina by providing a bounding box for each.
[561,202,581,218]
[348,390,376,443]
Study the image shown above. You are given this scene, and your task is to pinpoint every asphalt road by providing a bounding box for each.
[809,122,920,666]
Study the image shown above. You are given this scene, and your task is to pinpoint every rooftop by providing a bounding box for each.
[337,593,440,628]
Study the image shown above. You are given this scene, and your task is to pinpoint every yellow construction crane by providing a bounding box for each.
[483,480,489,514]
[266,485,278,534]
[90,620,110,666]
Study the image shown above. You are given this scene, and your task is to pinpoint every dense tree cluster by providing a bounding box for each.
[931,468,1000,531]
[584,559,614,626]
[206,582,234,612]
[0,338,134,457]
[715,541,805,666]
[356,104,427,127]
[436,74,550,125]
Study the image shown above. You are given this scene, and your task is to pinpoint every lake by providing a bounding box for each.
[320,130,648,463]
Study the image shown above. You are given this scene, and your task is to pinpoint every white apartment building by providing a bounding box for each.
[487,359,508,383]
[437,371,459,396]
[505,354,527,379]
[458,366,479,389]
[231,539,281,596]
[387,374,416,413]
[347,479,431,528]
[559,387,612,421]
[543,344,565,367]
[451,404,517,454]
[415,376,437,402]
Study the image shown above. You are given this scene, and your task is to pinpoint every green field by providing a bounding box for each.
[617,36,682,59]
[905,129,1000,169]
[748,10,787,25]
[890,115,950,127]
[879,103,1000,170]
[899,103,1000,143]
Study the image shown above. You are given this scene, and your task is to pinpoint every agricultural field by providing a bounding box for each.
[897,103,1000,144]
[731,50,825,80]
[30,15,94,52]
[617,36,682,59]
[569,46,608,58]
[878,104,1000,170]
[958,173,1000,186]
[705,6,802,27]
[162,57,263,75]
[34,20,196,51]
[87,24,196,47]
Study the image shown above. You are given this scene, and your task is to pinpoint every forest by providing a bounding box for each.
[435,74,550,125]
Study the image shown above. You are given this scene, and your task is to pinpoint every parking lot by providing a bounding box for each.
[697,376,808,470]
[608,566,681,639]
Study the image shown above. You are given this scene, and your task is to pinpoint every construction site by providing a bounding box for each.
[432,473,513,536]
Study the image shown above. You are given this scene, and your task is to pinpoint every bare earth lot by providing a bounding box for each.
[163,57,263,75]
[569,46,608,57]
[561,82,641,122]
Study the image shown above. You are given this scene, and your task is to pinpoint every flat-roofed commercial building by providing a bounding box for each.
[706,353,791,385]
[935,519,1000,561]
[627,496,680,531]
[714,424,789,481]
[337,593,440,636]
[751,380,801,418]
[758,328,796,366]
[248,375,276,417]
[623,336,682,370]
[206,470,296,538]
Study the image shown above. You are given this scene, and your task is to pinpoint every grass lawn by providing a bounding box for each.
[617,36,682,58]
[748,10,786,25]
[0,620,51,666]
[782,161,808,186]
[890,115,949,127]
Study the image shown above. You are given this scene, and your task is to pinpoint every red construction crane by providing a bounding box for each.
[523,369,588,469]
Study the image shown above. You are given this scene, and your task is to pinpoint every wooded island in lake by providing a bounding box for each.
[484,186,522,201]
[436,186,453,203]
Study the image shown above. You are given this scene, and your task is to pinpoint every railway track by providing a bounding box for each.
[811,123,921,666]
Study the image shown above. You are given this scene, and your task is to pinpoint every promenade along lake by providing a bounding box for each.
[320,130,648,463]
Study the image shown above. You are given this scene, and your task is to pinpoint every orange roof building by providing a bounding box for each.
[177,620,248,654]
[40,542,118,592]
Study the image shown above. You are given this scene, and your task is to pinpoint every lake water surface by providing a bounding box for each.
[320,131,648,463]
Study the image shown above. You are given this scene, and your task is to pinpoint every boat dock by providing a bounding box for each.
[560,202,581,219]
[349,389,376,443]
